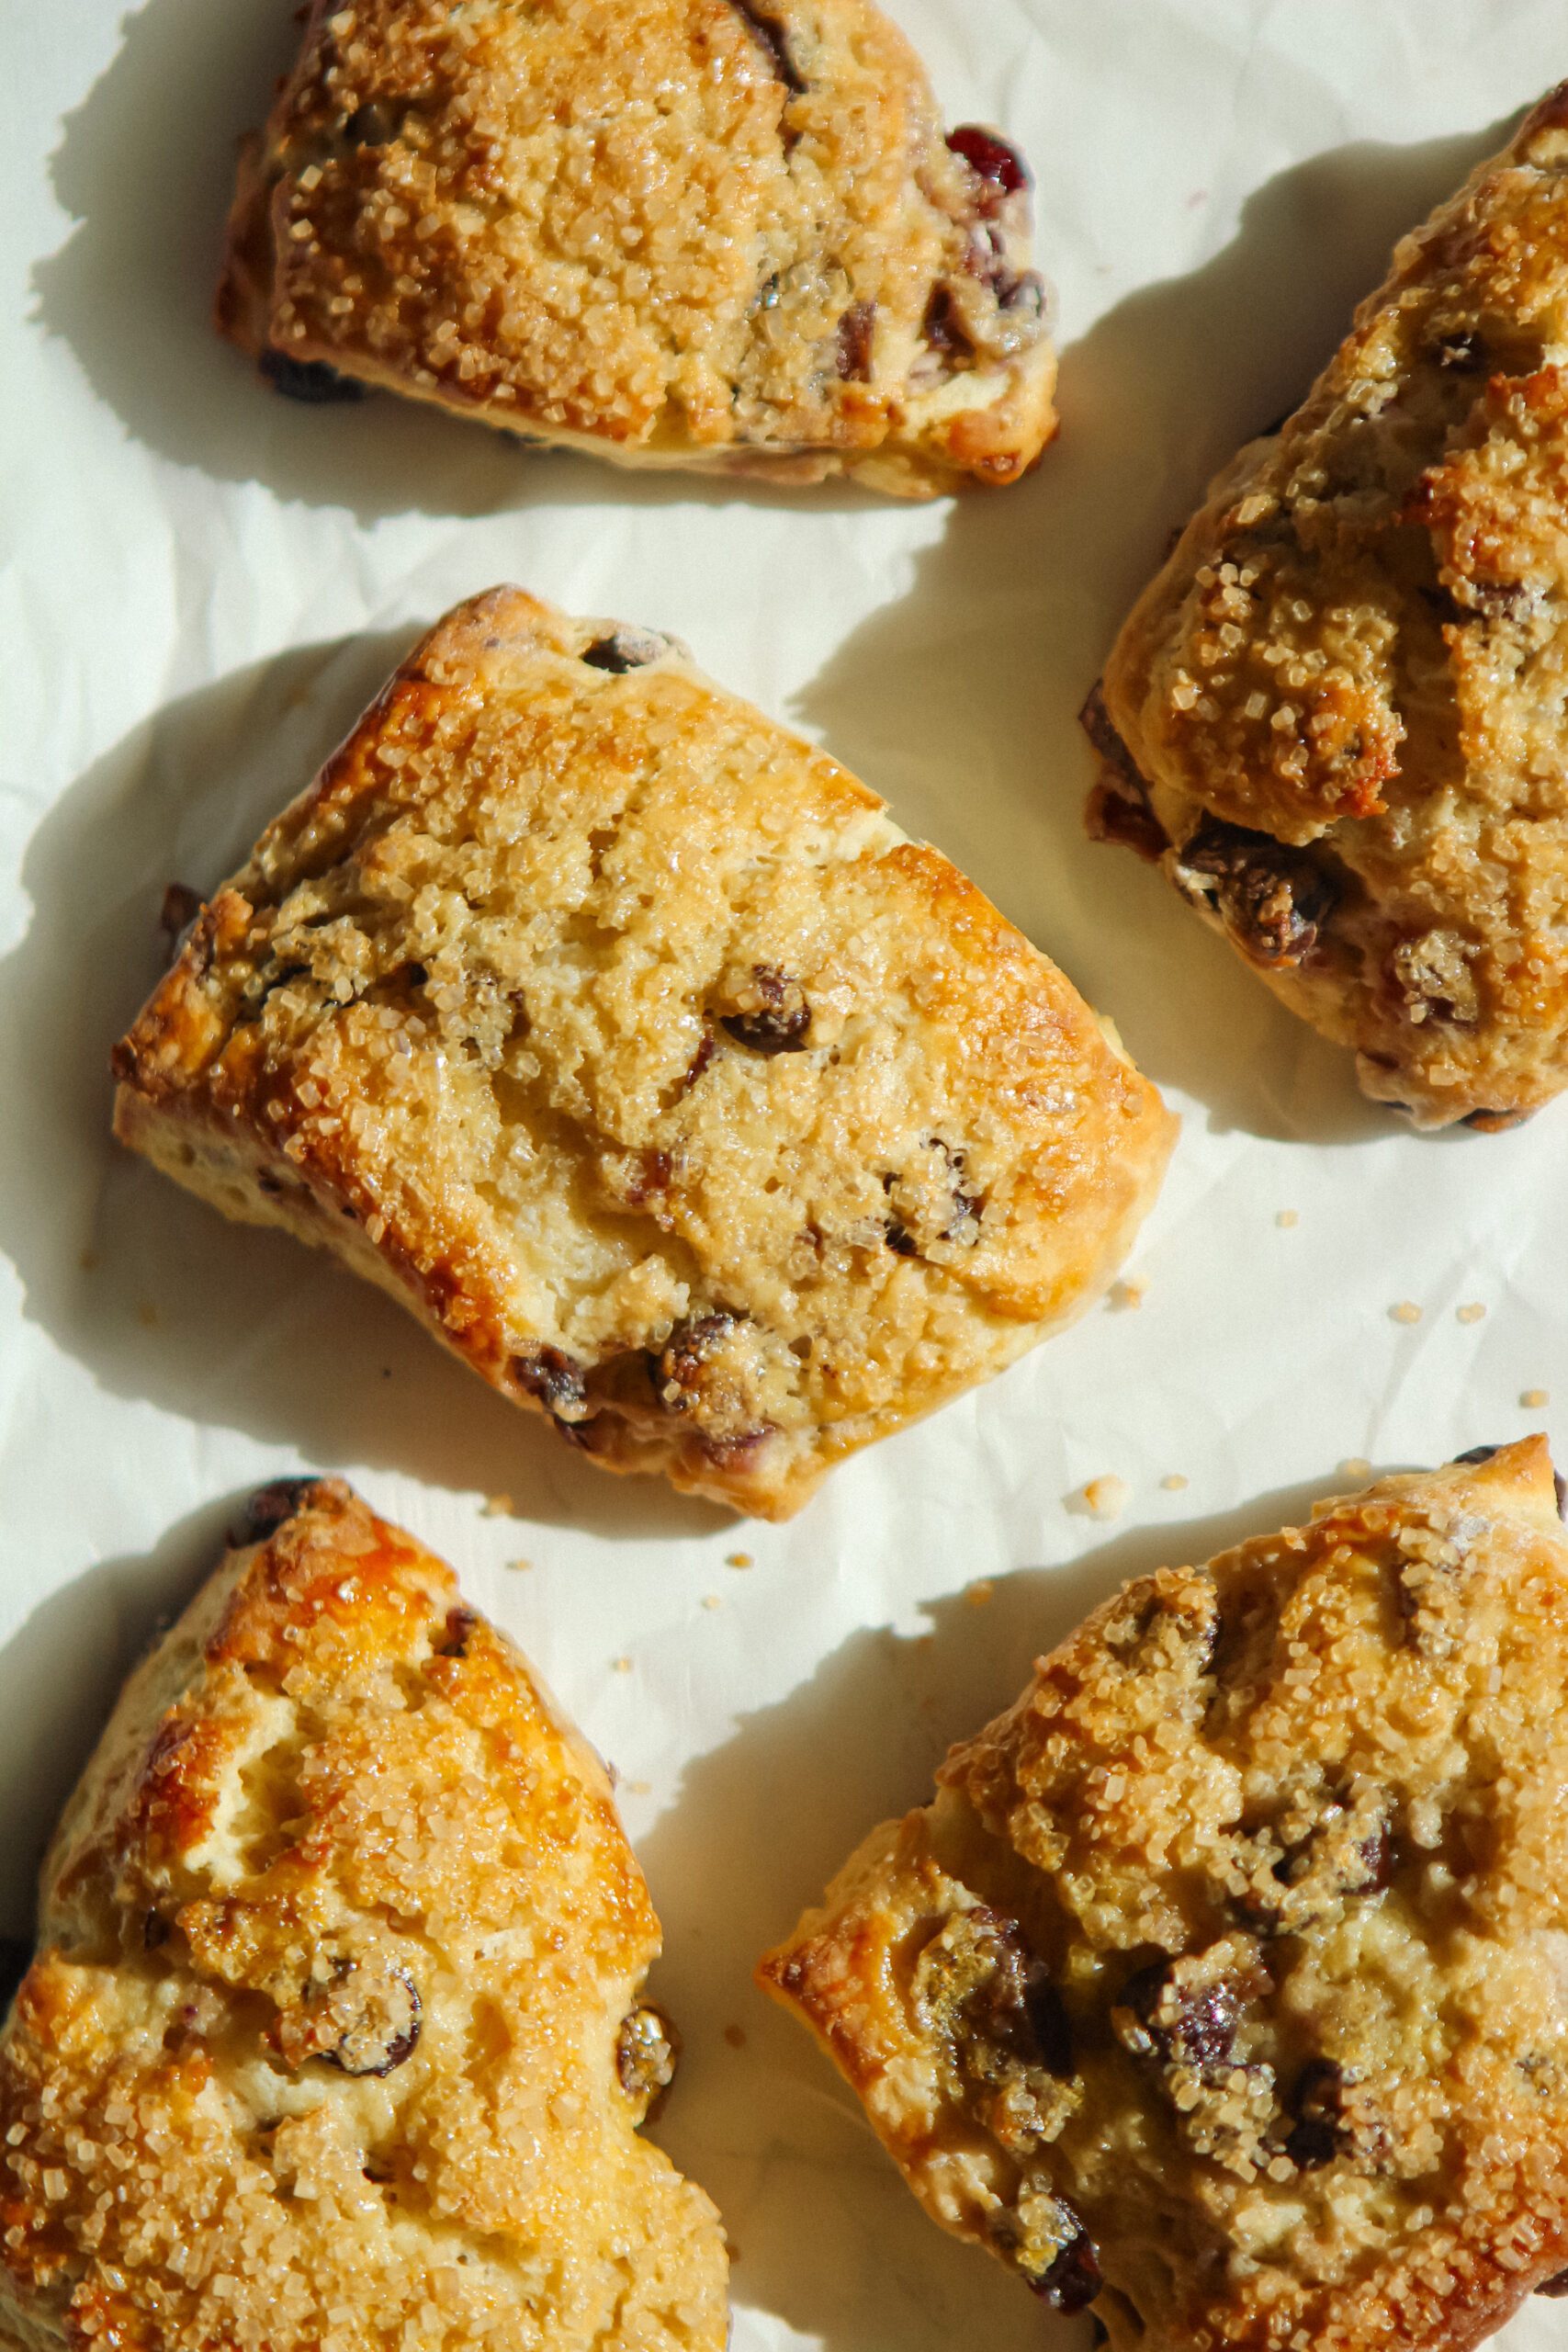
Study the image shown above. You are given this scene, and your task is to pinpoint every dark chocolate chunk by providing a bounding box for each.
[681,1033,717,1092]
[434,1606,477,1660]
[1031,2214,1102,2313]
[885,1222,919,1257]
[160,882,203,952]
[836,300,876,383]
[1283,2057,1348,2170]
[729,0,805,93]
[258,347,368,404]
[961,1909,1075,2080]
[343,99,398,144]
[922,283,970,358]
[1116,1959,1239,2077]
[1170,817,1338,968]
[1537,2268,1568,2297]
[581,625,672,673]
[1454,1444,1501,1465]
[142,1911,171,1952]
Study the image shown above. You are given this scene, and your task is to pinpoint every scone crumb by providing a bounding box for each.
[505,1556,533,1573]
[1080,1475,1130,1522]
[1523,1389,1551,1409]
[1390,1302,1423,1326]
[1111,1278,1147,1310]
[480,1493,514,1518]
[1160,1472,1190,1492]
[966,1580,996,1609]
[1275,1209,1300,1229]
[725,1553,754,1570]
[625,1778,652,1796]
[1340,1456,1372,1479]
[1457,1302,1487,1325]
[612,1657,634,1675]
[701,1595,722,1612]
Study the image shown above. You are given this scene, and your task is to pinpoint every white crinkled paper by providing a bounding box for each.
[6,3,1568,2346]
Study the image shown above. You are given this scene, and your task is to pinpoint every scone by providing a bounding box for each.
[216,0,1056,497]
[0,1476,727,2352]
[761,1439,1568,2351]
[110,587,1175,1521]
[1088,84,1568,1129]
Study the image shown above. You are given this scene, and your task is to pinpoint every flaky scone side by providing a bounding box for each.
[217,0,1056,496]
[761,1439,1568,2352]
[1089,84,1568,1128]
[111,586,1174,1521]
[0,1477,727,2352]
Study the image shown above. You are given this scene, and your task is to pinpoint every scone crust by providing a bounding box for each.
[215,0,1057,495]
[0,1477,727,2352]
[761,1440,1568,2352]
[1094,84,1568,1127]
[111,587,1175,1520]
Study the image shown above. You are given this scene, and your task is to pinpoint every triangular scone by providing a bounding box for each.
[761,1440,1568,2352]
[111,589,1175,1520]
[1089,83,1568,1129]
[216,0,1055,495]
[0,1476,727,2352]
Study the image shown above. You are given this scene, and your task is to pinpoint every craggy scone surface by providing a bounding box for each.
[0,1476,726,2352]
[761,1439,1568,2351]
[218,0,1056,494]
[111,588,1174,1520]
[1092,84,1568,1128]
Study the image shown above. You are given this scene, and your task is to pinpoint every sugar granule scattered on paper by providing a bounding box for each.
[1110,1279,1146,1310]
[726,1552,754,1570]
[1081,1475,1129,1522]
[1390,1302,1423,1326]
[701,1594,722,1611]
[1456,1303,1486,1325]
[1276,1210,1299,1229]
[1523,1389,1551,1409]
[612,1657,633,1674]
[1160,1473,1189,1492]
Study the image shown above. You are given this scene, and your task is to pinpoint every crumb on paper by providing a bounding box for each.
[723,2024,746,2050]
[612,1657,633,1675]
[966,1579,996,1609]
[1340,1457,1372,1480]
[725,1551,754,1570]
[1160,1473,1189,1493]
[504,1556,533,1573]
[1456,1302,1486,1325]
[1110,1278,1146,1311]
[1390,1302,1423,1326]
[624,1778,651,1797]
[480,1493,513,1518]
[701,1593,722,1612]
[1523,1388,1551,1409]
[1276,1209,1299,1229]
[1078,1475,1129,1523]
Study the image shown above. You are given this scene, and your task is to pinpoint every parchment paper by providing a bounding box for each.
[7,3,1568,2345]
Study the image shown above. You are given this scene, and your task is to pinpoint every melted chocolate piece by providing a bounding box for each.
[581,626,672,673]
[1537,2268,1568,2297]
[1282,2057,1348,2170]
[719,967,811,1055]
[259,347,367,404]
[1081,684,1168,863]
[434,1606,477,1660]
[1031,2214,1102,2313]
[836,300,876,382]
[512,1347,589,1422]
[235,1478,319,1544]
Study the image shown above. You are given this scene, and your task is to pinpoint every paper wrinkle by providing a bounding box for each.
[8,2,1568,2346]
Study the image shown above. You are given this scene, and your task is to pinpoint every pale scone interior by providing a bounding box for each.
[761,1441,1568,2352]
[216,0,1057,496]
[0,1477,728,2352]
[111,587,1175,1521]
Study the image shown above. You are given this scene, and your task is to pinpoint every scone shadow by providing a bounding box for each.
[796,117,1518,1146]
[637,1480,1337,2352]
[0,643,729,1540]
[0,1492,235,1934]
[33,0,888,523]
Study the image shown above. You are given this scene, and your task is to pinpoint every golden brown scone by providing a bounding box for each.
[0,1476,727,2352]
[761,1438,1568,2352]
[217,0,1056,496]
[1089,85,1568,1130]
[110,587,1175,1521]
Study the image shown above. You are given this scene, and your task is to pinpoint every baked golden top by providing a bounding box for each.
[218,0,1056,494]
[1093,85,1568,1127]
[111,588,1173,1520]
[0,1477,726,2352]
[762,1440,1568,2352]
